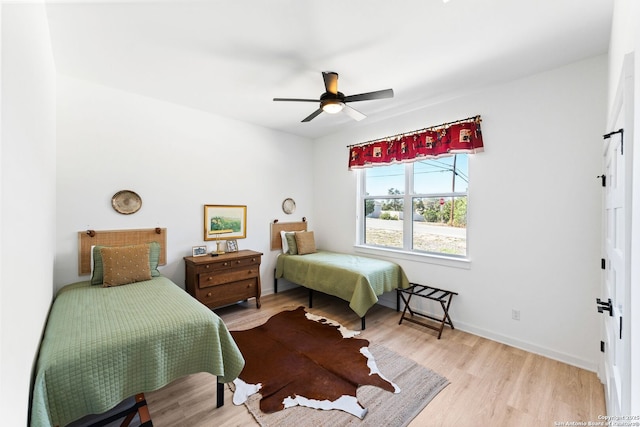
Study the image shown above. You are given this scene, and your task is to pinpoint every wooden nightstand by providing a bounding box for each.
[184,249,262,310]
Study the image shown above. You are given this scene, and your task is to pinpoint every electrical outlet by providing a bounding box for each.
[512,309,520,321]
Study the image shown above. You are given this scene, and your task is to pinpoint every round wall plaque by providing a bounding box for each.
[112,190,142,215]
[282,198,296,214]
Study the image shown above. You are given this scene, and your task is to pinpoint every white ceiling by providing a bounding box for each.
[45,0,613,139]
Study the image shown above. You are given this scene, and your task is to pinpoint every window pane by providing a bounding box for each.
[414,155,468,194]
[365,164,404,196]
[364,198,403,248]
[412,196,466,256]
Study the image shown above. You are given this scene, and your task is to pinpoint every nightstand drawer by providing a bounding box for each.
[194,256,261,274]
[198,268,259,289]
[196,279,257,307]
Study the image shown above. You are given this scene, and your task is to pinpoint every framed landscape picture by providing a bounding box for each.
[204,205,247,241]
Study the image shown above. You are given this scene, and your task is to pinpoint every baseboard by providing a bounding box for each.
[376,295,599,373]
[452,320,599,373]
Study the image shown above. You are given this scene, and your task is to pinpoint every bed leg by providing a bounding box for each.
[308,289,313,308]
[274,269,278,293]
[361,316,366,330]
[216,379,224,408]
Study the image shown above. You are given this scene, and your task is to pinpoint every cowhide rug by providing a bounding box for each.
[229,306,399,419]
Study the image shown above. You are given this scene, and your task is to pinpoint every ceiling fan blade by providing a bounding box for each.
[302,108,323,122]
[343,105,366,121]
[344,88,394,103]
[322,72,339,95]
[273,97,319,102]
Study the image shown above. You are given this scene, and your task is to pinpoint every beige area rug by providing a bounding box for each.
[229,342,448,427]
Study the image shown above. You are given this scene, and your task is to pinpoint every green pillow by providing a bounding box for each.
[148,241,161,276]
[91,241,161,285]
[285,232,298,255]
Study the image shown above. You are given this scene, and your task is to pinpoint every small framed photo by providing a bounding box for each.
[192,245,207,257]
[226,240,238,252]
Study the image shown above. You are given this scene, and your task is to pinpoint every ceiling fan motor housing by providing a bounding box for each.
[320,91,345,101]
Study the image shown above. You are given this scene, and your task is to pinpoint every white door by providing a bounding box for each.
[601,55,633,417]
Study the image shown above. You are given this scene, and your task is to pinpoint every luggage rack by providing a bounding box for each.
[396,283,458,339]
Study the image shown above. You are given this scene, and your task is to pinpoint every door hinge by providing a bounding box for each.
[596,298,613,316]
[601,258,606,269]
[601,340,605,353]
[597,174,606,187]
[603,128,624,155]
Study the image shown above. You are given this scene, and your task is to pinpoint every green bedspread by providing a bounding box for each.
[31,276,245,427]
[275,251,409,318]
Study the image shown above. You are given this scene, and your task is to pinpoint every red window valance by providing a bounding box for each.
[348,115,483,170]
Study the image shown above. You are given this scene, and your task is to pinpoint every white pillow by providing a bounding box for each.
[280,230,289,254]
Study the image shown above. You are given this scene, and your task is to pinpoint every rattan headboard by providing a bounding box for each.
[270,220,307,250]
[78,228,167,275]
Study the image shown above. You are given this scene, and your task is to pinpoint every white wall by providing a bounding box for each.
[313,55,607,371]
[1,3,57,426]
[55,75,313,292]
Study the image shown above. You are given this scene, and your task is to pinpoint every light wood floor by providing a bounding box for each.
[145,288,606,426]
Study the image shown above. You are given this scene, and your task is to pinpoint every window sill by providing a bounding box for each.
[353,245,471,270]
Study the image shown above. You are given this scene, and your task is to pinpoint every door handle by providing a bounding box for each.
[596,298,613,316]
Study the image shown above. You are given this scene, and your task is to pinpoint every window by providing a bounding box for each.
[359,154,468,258]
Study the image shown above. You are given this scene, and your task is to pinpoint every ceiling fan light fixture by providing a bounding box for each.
[321,99,345,114]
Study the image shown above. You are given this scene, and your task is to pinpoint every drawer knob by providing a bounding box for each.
[207,292,212,297]
[223,262,228,266]
[207,277,213,281]
[236,260,241,264]
[252,258,256,262]
[206,265,210,268]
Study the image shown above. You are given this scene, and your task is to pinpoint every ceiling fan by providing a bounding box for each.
[273,71,394,122]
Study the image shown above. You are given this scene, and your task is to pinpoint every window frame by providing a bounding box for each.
[355,158,471,268]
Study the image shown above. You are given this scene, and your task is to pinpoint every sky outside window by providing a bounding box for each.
[365,155,468,195]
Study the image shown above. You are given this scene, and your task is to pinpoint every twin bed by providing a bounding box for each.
[31,229,245,427]
[271,221,409,329]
